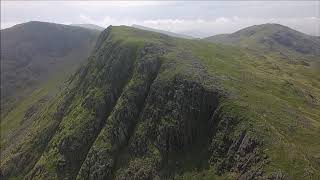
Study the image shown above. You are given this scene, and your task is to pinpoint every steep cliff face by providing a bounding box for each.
[25,28,146,179]
[1,26,319,180]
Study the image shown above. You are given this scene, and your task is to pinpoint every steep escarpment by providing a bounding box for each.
[25,29,148,179]
[1,25,319,180]
[76,48,162,179]
[0,26,238,179]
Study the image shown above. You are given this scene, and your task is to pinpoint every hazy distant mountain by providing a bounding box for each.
[132,24,194,39]
[1,21,100,115]
[204,24,320,58]
[70,23,105,31]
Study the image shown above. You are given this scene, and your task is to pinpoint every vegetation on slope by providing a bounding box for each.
[0,21,100,171]
[1,25,319,180]
[1,21,100,116]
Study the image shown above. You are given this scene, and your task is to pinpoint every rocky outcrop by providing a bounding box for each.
[1,26,271,180]
[26,38,140,179]
[208,108,270,180]
[76,44,163,180]
[139,76,219,153]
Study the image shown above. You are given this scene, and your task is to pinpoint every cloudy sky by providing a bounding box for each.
[1,1,319,37]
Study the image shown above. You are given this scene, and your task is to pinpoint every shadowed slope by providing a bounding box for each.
[1,21,100,115]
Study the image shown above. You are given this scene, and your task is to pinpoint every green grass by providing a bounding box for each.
[109,27,320,177]
[107,26,318,177]
[2,25,319,179]
[180,39,320,178]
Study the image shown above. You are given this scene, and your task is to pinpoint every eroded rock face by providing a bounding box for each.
[28,42,140,180]
[208,108,271,180]
[76,45,164,180]
[74,35,227,179]
[142,76,219,155]
[1,26,270,180]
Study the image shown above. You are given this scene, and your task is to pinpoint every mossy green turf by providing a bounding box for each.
[184,40,320,178]
[110,26,320,178]
[1,26,319,179]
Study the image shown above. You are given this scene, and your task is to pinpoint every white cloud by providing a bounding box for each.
[139,16,320,37]
[1,1,319,37]
[68,15,320,37]
[79,15,138,27]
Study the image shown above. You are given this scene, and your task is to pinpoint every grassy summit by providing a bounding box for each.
[1,25,319,179]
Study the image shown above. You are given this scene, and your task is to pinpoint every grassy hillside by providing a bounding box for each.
[0,21,100,166]
[1,25,319,180]
[1,21,100,116]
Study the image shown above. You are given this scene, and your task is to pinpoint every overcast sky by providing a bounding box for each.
[1,1,319,37]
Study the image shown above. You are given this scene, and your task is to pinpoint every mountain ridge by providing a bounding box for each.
[1,24,319,179]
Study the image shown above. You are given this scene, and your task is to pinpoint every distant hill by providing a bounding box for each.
[132,24,194,39]
[1,21,100,115]
[70,23,105,31]
[204,24,320,59]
